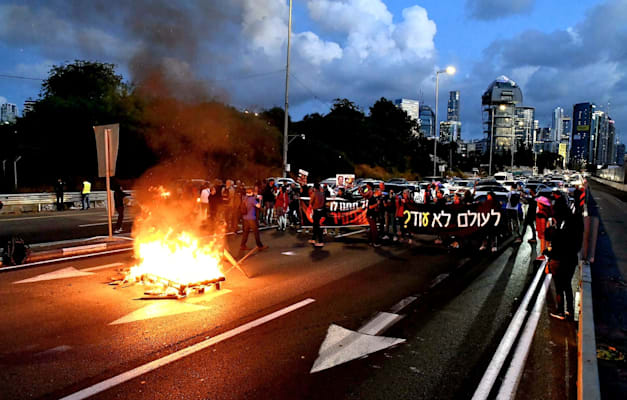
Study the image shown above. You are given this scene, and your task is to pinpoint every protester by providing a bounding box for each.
[309,183,326,247]
[113,184,129,233]
[275,185,290,232]
[81,180,91,210]
[54,178,65,211]
[240,187,268,251]
[506,184,522,242]
[222,180,236,232]
[208,185,220,229]
[199,183,210,219]
[362,183,380,247]
[521,188,537,243]
[262,178,276,225]
[479,191,499,252]
[544,210,580,321]
[289,183,301,227]
[382,189,396,240]
[395,189,413,243]
[536,195,553,257]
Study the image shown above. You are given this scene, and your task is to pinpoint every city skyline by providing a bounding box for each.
[0,0,625,141]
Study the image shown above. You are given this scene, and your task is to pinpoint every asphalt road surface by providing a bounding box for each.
[0,208,135,245]
[0,216,547,400]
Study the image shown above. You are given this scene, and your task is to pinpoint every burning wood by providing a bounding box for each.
[112,230,227,299]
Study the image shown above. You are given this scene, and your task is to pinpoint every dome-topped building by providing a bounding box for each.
[482,76,530,156]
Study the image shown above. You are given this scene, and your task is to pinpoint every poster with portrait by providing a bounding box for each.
[335,174,355,189]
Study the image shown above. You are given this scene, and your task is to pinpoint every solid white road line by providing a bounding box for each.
[496,273,551,400]
[358,312,404,336]
[78,220,133,227]
[60,298,316,400]
[83,262,124,272]
[62,243,107,255]
[472,259,547,400]
[389,296,418,314]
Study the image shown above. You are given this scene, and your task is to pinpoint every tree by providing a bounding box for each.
[16,61,149,188]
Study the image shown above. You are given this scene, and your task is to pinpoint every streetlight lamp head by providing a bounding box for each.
[499,104,506,111]
[446,66,456,75]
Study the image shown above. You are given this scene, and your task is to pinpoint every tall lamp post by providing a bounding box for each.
[282,0,293,178]
[433,66,456,176]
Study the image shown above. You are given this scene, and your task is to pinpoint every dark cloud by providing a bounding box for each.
[466,0,535,20]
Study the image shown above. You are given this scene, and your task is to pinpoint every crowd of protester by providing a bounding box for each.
[188,175,586,320]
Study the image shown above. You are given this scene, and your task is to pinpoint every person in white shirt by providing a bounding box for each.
[199,184,210,219]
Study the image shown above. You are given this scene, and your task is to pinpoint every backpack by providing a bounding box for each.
[509,192,520,207]
[4,236,30,266]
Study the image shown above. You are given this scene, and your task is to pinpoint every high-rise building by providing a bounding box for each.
[1,103,18,123]
[419,105,435,138]
[591,110,612,165]
[22,100,36,116]
[439,121,461,143]
[482,76,523,154]
[607,119,616,165]
[447,91,460,122]
[550,107,565,152]
[619,144,626,166]
[394,98,420,121]
[570,102,595,168]
[561,116,572,165]
[514,106,535,148]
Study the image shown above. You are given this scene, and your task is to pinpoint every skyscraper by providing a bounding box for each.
[394,98,420,121]
[419,105,435,138]
[0,103,18,123]
[514,106,535,148]
[550,107,565,153]
[447,91,460,122]
[482,76,523,154]
[570,102,595,169]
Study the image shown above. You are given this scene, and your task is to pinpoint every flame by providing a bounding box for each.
[127,229,224,285]
[148,185,171,199]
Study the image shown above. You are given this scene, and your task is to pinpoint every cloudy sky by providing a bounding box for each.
[0,0,625,141]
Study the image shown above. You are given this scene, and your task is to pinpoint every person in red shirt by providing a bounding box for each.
[275,185,290,231]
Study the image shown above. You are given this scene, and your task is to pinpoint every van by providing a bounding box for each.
[494,172,513,182]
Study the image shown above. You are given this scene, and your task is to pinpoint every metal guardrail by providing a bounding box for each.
[0,191,108,205]
[0,191,134,213]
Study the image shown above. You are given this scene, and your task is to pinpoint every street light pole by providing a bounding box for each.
[433,66,455,176]
[489,106,495,176]
[282,0,293,178]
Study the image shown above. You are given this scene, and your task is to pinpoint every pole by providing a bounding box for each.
[104,128,113,239]
[13,156,21,191]
[433,72,439,176]
[489,107,495,176]
[282,0,293,178]
[511,117,515,170]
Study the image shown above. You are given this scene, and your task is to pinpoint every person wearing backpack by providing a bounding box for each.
[506,184,522,242]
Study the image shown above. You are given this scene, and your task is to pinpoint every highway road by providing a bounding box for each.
[0,221,542,400]
[0,208,135,245]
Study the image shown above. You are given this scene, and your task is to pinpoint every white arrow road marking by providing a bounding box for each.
[110,289,232,324]
[281,251,296,256]
[83,262,124,272]
[310,324,405,373]
[110,302,208,325]
[61,298,315,400]
[13,267,94,284]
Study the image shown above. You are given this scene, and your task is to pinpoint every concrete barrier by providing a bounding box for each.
[589,176,627,192]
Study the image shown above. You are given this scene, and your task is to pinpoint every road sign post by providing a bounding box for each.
[94,124,120,240]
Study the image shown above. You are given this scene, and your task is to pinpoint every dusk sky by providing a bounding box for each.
[0,0,625,141]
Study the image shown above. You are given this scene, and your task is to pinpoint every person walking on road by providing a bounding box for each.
[309,183,326,247]
[81,180,91,210]
[521,188,537,243]
[240,187,268,251]
[113,185,129,233]
[54,178,65,211]
[506,184,522,242]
